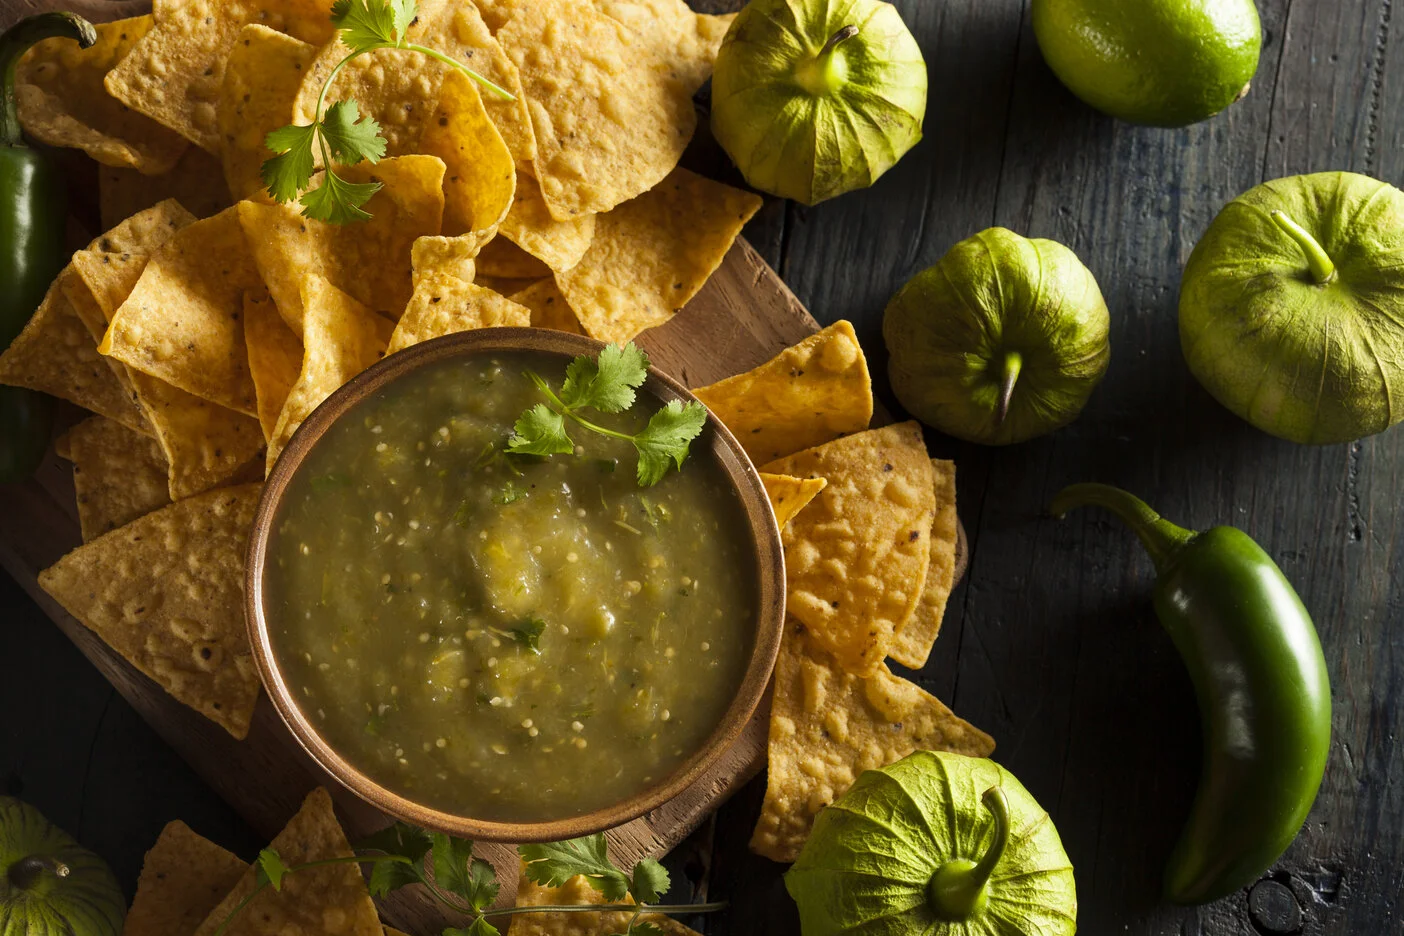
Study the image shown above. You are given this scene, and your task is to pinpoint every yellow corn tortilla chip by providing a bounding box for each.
[68,416,171,542]
[499,0,698,220]
[412,234,481,288]
[38,483,264,739]
[123,821,247,936]
[294,45,438,159]
[16,15,188,174]
[749,619,995,862]
[87,197,199,255]
[694,321,873,464]
[238,155,446,331]
[192,788,381,936]
[98,147,232,231]
[889,459,959,670]
[499,172,595,272]
[218,24,317,201]
[0,271,150,436]
[475,236,552,279]
[100,206,261,416]
[511,277,582,333]
[387,273,531,354]
[760,472,826,530]
[267,277,394,470]
[104,0,336,151]
[597,0,735,94]
[244,291,303,442]
[557,167,762,342]
[512,864,702,936]
[420,68,515,238]
[761,422,936,676]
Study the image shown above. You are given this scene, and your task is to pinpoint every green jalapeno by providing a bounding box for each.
[0,13,95,481]
[1051,483,1331,905]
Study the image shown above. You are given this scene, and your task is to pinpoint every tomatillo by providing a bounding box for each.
[0,797,125,936]
[884,227,1111,445]
[1180,171,1404,444]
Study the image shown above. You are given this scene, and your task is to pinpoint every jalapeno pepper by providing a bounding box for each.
[1050,483,1331,905]
[0,13,95,482]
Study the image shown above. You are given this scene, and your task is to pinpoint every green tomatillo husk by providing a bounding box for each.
[0,797,125,936]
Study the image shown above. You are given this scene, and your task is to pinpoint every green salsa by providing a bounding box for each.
[265,350,757,822]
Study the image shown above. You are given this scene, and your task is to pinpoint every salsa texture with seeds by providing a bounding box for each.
[265,350,756,821]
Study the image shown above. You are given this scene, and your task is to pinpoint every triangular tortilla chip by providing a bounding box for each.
[38,483,264,739]
[16,15,188,174]
[499,172,595,272]
[761,423,935,676]
[86,197,199,255]
[192,787,381,936]
[100,206,261,416]
[749,619,995,862]
[217,24,317,202]
[475,235,552,279]
[0,270,149,436]
[412,234,480,288]
[694,321,873,464]
[294,45,438,159]
[387,273,531,354]
[68,416,171,542]
[244,292,303,442]
[123,820,247,936]
[511,863,702,936]
[98,146,232,231]
[419,67,516,239]
[889,459,959,669]
[556,167,761,342]
[511,278,581,334]
[238,155,446,332]
[597,0,734,94]
[267,277,394,470]
[759,473,826,530]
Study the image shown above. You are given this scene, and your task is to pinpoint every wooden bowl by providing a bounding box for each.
[245,328,786,842]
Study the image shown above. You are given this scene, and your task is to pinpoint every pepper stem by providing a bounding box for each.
[928,787,1010,921]
[995,351,1022,425]
[1049,483,1196,573]
[1271,210,1336,285]
[794,26,858,96]
[7,855,70,892]
[0,12,96,146]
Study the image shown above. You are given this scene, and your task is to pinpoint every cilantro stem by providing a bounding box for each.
[406,43,516,100]
[482,900,729,918]
[533,379,638,444]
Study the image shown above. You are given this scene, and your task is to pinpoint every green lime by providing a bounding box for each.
[1031,0,1262,127]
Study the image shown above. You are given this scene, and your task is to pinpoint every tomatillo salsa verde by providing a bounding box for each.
[264,351,757,822]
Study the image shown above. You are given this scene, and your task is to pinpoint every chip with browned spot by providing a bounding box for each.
[67,415,171,542]
[759,472,826,530]
[217,24,317,201]
[387,273,531,354]
[123,820,247,936]
[510,278,581,334]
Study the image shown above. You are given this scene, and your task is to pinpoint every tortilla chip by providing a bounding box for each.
[476,274,542,295]
[499,0,697,220]
[761,423,935,676]
[98,147,232,231]
[749,619,995,862]
[191,787,381,936]
[511,864,701,936]
[86,197,198,255]
[597,0,734,93]
[475,236,551,279]
[0,271,150,436]
[499,172,595,272]
[294,45,439,159]
[218,24,317,201]
[888,460,959,670]
[244,292,303,441]
[123,821,247,936]
[267,277,394,470]
[38,483,264,739]
[100,206,261,416]
[238,155,446,332]
[16,15,188,175]
[557,167,761,342]
[68,416,171,542]
[387,274,531,354]
[412,234,480,288]
[760,473,826,530]
[104,0,336,151]
[511,278,582,333]
[421,68,516,238]
[694,321,872,464]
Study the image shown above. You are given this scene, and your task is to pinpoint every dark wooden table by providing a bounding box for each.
[4,0,1402,933]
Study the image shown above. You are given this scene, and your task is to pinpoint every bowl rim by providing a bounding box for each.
[245,327,786,842]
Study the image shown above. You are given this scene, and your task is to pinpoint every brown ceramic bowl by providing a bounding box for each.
[245,328,785,842]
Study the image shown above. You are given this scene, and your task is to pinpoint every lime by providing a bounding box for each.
[1031,0,1261,127]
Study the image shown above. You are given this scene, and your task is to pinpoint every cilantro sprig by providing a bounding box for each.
[262,0,514,223]
[213,826,725,936]
[507,343,708,487]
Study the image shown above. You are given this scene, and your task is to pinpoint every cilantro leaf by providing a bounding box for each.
[300,169,382,224]
[559,343,649,413]
[356,822,431,896]
[444,920,500,936]
[255,849,289,891]
[495,480,525,504]
[632,400,707,486]
[629,858,670,904]
[510,616,545,654]
[262,123,319,203]
[465,858,501,911]
[519,835,630,901]
[330,0,415,50]
[430,833,486,905]
[508,403,574,456]
[320,100,387,166]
